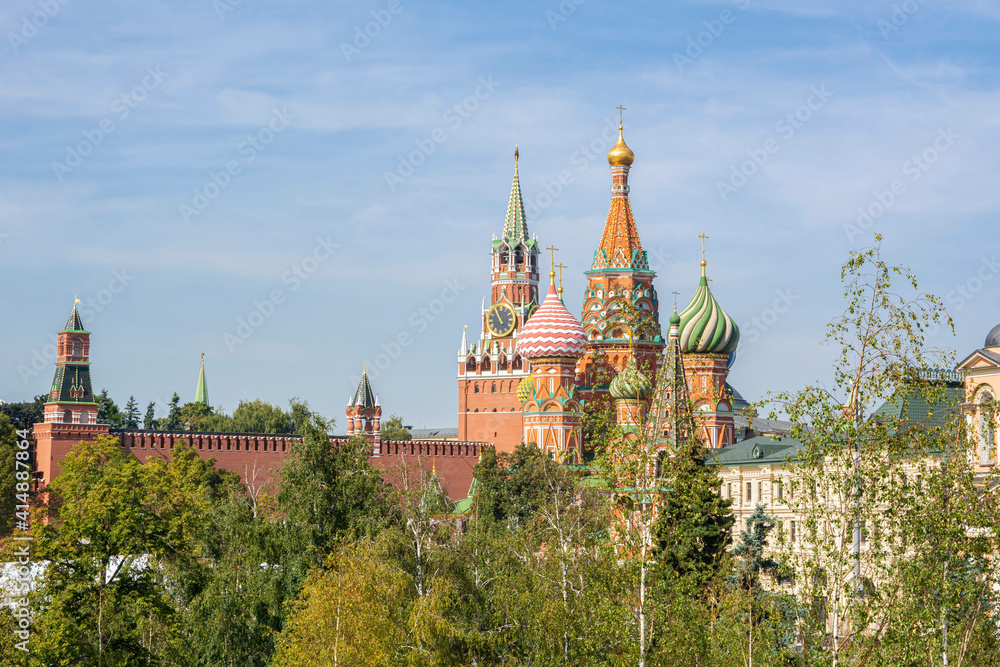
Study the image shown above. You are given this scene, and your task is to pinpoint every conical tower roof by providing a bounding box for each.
[502,146,529,244]
[592,123,648,271]
[63,302,85,332]
[678,260,739,355]
[194,353,209,406]
[350,366,377,409]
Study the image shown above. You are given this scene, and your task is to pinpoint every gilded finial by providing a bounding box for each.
[514,144,519,169]
[74,295,81,306]
[698,233,709,275]
[672,291,680,312]
[201,351,205,361]
[607,106,635,167]
[555,262,567,300]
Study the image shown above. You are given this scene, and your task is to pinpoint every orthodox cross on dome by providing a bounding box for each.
[698,233,709,273]
[616,104,626,125]
[672,290,680,311]
[555,262,567,300]
[546,244,559,282]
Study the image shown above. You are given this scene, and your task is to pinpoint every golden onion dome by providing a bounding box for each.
[607,124,635,167]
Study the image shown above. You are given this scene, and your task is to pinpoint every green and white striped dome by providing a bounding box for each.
[610,355,653,400]
[678,267,739,354]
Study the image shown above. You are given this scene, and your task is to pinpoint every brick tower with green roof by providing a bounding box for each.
[458,147,541,452]
[33,301,110,484]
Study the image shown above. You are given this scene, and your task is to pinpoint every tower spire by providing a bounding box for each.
[502,146,528,243]
[594,111,645,271]
[195,352,209,407]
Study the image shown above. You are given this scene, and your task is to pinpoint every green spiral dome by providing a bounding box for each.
[678,271,739,354]
[609,356,653,400]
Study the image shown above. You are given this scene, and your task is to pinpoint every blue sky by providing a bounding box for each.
[2,0,999,429]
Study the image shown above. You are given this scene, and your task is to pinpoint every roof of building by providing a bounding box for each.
[733,414,795,436]
[986,322,1000,348]
[194,353,209,406]
[516,282,586,359]
[678,262,739,355]
[607,123,635,167]
[62,305,86,333]
[610,354,653,400]
[870,375,964,431]
[707,435,803,466]
[349,367,377,409]
[407,428,459,440]
[500,147,530,246]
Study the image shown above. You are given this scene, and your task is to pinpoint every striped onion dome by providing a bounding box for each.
[516,375,533,402]
[678,265,739,354]
[610,355,653,400]
[516,282,586,359]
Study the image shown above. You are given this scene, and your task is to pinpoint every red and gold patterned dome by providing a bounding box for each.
[516,283,586,359]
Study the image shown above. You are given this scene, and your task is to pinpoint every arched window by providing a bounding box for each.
[466,357,476,372]
[72,337,82,356]
[79,411,89,424]
[482,356,491,371]
[474,384,479,394]
[979,393,995,466]
[514,247,524,267]
[512,355,522,370]
[491,382,497,394]
[63,410,72,423]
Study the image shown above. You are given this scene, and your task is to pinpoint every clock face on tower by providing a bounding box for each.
[487,303,516,337]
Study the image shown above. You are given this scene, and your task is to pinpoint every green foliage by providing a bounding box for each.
[162,392,182,430]
[0,414,19,536]
[380,413,412,441]
[278,423,396,556]
[122,395,140,429]
[96,388,126,429]
[143,401,156,429]
[0,395,45,432]
[179,398,330,435]
[472,442,565,528]
[651,436,735,590]
[32,435,170,665]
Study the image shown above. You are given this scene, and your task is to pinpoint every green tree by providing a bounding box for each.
[472,441,566,529]
[380,414,411,441]
[179,401,214,430]
[651,434,735,589]
[122,395,140,430]
[711,505,796,667]
[0,395,46,432]
[766,234,1000,665]
[31,435,170,665]
[162,393,182,430]
[0,414,20,536]
[96,389,125,429]
[278,422,396,557]
[143,401,156,429]
[229,398,294,434]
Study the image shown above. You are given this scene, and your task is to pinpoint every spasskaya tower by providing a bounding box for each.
[457,148,540,451]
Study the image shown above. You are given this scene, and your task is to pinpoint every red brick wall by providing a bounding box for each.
[33,426,488,501]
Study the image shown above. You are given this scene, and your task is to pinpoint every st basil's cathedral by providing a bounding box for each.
[458,118,744,460]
